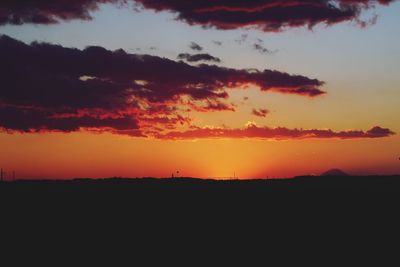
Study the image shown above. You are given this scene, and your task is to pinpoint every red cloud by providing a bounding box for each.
[135,0,395,31]
[0,35,325,134]
[0,106,140,133]
[0,35,394,141]
[156,124,395,140]
[0,1,395,31]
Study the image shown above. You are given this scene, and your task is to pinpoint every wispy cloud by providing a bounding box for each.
[252,109,269,117]
[253,43,277,55]
[189,42,203,51]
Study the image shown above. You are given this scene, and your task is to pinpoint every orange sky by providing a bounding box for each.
[1,130,399,179]
[0,80,399,179]
[0,70,398,179]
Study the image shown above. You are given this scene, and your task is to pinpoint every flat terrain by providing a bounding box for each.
[2,176,399,235]
[2,175,400,197]
[3,175,400,215]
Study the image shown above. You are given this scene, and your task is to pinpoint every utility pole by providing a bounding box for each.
[13,170,15,181]
[0,168,3,182]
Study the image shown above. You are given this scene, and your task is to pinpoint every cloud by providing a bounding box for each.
[1,1,394,32]
[253,43,276,55]
[0,35,394,140]
[189,42,203,51]
[156,124,395,140]
[177,53,221,63]
[365,126,396,138]
[187,99,235,112]
[0,106,141,133]
[0,0,124,25]
[0,35,325,134]
[252,109,269,117]
[135,0,395,32]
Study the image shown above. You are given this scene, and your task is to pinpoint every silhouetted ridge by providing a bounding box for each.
[321,169,349,177]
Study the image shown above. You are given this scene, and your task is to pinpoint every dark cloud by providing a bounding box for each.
[252,108,269,117]
[0,0,395,31]
[0,36,394,140]
[0,35,325,134]
[1,1,394,32]
[0,0,124,25]
[177,53,221,63]
[156,124,395,140]
[187,99,235,112]
[365,126,396,138]
[0,106,140,133]
[189,42,203,51]
[135,0,395,32]
[253,43,276,55]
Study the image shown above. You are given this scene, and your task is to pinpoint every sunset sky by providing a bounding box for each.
[0,0,399,179]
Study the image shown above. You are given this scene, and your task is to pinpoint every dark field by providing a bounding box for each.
[3,175,400,215]
[2,175,400,200]
[2,175,400,189]
[2,175,399,246]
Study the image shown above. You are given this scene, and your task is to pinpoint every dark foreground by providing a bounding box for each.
[2,175,400,215]
[2,175,400,258]
[2,175,400,209]
[2,175,400,226]
[1,175,399,222]
[2,175,400,194]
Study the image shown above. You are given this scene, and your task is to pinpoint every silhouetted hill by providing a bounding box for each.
[321,169,349,176]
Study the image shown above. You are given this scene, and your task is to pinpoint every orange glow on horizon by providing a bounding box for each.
[0,131,399,180]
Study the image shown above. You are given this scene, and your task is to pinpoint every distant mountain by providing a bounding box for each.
[321,169,349,177]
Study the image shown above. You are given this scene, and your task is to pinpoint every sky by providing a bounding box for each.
[0,0,399,179]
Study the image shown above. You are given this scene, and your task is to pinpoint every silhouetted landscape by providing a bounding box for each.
[3,174,400,239]
[2,175,400,195]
